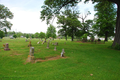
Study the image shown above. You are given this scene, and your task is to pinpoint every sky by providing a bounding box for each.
[0,0,96,34]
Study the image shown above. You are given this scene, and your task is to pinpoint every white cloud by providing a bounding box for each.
[9,7,48,33]
[1,0,96,34]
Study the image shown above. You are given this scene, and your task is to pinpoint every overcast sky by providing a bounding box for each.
[0,0,96,34]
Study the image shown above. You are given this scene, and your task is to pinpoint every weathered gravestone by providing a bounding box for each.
[37,41,40,44]
[27,47,35,62]
[28,41,32,47]
[54,46,56,51]
[4,43,10,51]
[52,42,58,46]
[42,41,45,44]
[61,49,65,57]
[3,44,5,48]
[46,42,49,49]
[25,39,28,42]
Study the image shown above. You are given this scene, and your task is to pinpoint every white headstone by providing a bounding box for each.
[61,49,65,57]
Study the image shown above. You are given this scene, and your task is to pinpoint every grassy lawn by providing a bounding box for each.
[0,38,120,80]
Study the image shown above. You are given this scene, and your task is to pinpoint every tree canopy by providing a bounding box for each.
[0,4,13,30]
[40,0,120,47]
[46,24,56,38]
[93,1,116,41]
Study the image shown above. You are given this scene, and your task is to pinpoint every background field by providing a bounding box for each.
[0,38,120,80]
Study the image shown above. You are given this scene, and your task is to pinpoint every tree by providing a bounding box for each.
[13,34,17,38]
[46,24,56,39]
[26,34,29,39]
[57,8,82,41]
[39,32,45,39]
[93,1,116,41]
[31,34,34,38]
[0,30,4,38]
[34,32,39,38]
[16,32,23,37]
[67,17,81,41]
[0,4,13,30]
[57,15,68,41]
[40,0,120,47]
[78,11,91,34]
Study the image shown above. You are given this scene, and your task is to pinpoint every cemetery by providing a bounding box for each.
[0,0,120,79]
[0,38,120,80]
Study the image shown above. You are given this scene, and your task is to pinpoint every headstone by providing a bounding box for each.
[46,42,49,49]
[28,41,32,47]
[28,47,35,62]
[29,47,34,56]
[4,43,10,51]
[54,46,56,51]
[26,39,28,42]
[3,44,5,48]
[42,41,45,44]
[53,42,58,46]
[55,42,58,46]
[61,49,65,57]
[37,41,40,44]
[44,37,46,43]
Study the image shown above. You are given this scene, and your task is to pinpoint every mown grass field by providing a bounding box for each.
[0,38,120,80]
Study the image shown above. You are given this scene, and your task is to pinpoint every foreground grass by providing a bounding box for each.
[0,38,120,80]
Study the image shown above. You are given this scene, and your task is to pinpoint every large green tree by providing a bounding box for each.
[39,32,45,39]
[57,8,82,41]
[0,30,4,38]
[93,1,116,41]
[57,15,68,41]
[40,0,120,47]
[0,4,13,30]
[34,32,39,38]
[46,24,56,39]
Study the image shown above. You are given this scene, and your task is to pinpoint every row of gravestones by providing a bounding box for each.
[27,40,65,62]
[28,47,65,62]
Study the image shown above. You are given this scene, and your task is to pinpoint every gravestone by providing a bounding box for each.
[4,43,10,51]
[42,41,45,44]
[46,42,49,49]
[28,47,35,62]
[37,41,40,44]
[52,42,58,46]
[3,44,5,48]
[28,41,32,47]
[55,42,58,45]
[54,46,57,51]
[61,49,65,57]
[25,39,28,42]
[29,47,34,56]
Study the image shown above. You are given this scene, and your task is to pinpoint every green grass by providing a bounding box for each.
[0,38,120,80]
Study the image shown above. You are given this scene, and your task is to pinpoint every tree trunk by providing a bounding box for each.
[65,35,67,41]
[105,31,108,41]
[112,4,120,46]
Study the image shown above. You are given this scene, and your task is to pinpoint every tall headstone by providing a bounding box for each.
[29,47,34,56]
[54,46,56,51]
[28,47,35,62]
[28,41,32,47]
[46,42,49,49]
[61,49,65,57]
[4,43,10,51]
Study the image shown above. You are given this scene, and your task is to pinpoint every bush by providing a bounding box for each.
[13,34,17,38]
[0,30,5,38]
